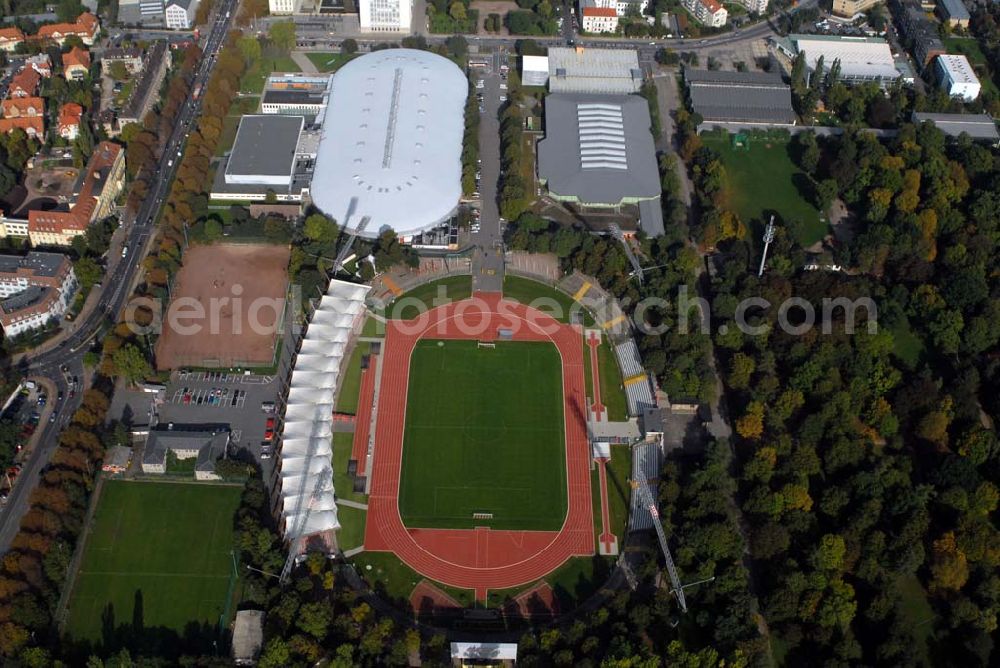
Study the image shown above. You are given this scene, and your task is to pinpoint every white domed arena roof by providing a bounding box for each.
[311,48,468,237]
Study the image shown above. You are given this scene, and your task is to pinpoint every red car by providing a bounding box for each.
[265,417,275,430]
[264,429,274,443]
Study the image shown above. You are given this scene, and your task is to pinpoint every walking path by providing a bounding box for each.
[290,50,319,73]
[337,498,368,510]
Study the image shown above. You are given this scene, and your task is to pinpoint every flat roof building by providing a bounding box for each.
[938,0,970,26]
[685,68,796,126]
[522,54,550,87]
[141,424,230,480]
[538,93,660,207]
[937,54,981,102]
[224,115,304,187]
[912,112,999,143]
[772,34,907,86]
[311,49,467,237]
[547,47,643,94]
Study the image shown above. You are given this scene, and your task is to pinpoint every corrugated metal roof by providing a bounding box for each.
[686,68,796,124]
[548,47,643,94]
[912,112,999,141]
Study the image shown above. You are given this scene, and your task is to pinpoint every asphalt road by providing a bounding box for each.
[470,49,506,294]
[0,0,241,556]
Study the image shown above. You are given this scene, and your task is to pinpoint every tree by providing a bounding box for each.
[449,1,467,21]
[110,344,151,385]
[74,257,101,291]
[56,0,84,22]
[108,61,129,82]
[237,36,262,67]
[446,35,467,58]
[269,21,297,53]
[203,218,223,240]
[341,38,358,54]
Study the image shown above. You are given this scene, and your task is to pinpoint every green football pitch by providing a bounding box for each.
[65,481,242,641]
[398,339,568,531]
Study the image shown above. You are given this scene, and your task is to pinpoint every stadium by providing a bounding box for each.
[310,49,468,238]
[272,273,666,614]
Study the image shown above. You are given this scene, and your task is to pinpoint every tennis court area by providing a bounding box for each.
[65,481,242,641]
[398,339,568,531]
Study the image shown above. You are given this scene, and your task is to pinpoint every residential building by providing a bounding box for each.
[62,46,91,80]
[118,41,171,128]
[58,103,84,140]
[547,47,643,94]
[25,54,52,77]
[685,69,796,126]
[898,0,946,68]
[733,0,768,12]
[36,12,101,46]
[0,212,29,238]
[101,445,132,473]
[682,0,728,27]
[0,117,45,137]
[165,0,200,29]
[0,27,25,52]
[9,67,41,97]
[0,252,76,299]
[359,0,412,32]
[937,54,981,101]
[937,0,970,27]
[101,47,145,76]
[269,0,305,13]
[832,0,884,17]
[140,424,230,480]
[1,97,45,119]
[0,252,77,339]
[27,142,125,246]
[581,3,619,33]
[912,111,999,143]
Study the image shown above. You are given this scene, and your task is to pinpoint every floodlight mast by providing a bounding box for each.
[633,480,687,613]
[758,215,776,278]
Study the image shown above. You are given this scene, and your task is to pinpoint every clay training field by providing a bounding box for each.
[398,339,567,531]
[155,243,290,369]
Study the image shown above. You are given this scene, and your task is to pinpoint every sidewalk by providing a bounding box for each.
[290,50,319,73]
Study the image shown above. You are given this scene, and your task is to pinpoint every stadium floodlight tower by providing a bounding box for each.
[758,215,776,278]
[633,480,687,613]
[280,466,333,584]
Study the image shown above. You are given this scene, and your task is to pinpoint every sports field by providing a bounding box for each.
[65,481,242,641]
[398,339,567,531]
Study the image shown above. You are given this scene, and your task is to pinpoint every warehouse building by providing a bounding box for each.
[547,47,643,94]
[770,34,911,87]
[537,93,662,234]
[310,49,467,238]
[211,115,314,202]
[937,54,981,102]
[912,112,999,144]
[685,69,796,126]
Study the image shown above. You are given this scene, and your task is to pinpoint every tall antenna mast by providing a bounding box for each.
[758,215,776,278]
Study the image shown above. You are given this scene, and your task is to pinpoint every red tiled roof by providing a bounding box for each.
[58,102,83,132]
[0,27,25,42]
[583,6,618,17]
[62,46,91,70]
[37,12,100,41]
[10,67,41,95]
[703,0,724,12]
[27,141,122,235]
[0,116,45,135]
[1,97,45,117]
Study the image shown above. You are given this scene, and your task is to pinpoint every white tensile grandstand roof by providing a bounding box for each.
[310,49,467,236]
[280,279,370,543]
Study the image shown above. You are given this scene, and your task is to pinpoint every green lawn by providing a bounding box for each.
[336,504,366,551]
[890,319,925,369]
[387,275,473,319]
[943,37,999,97]
[703,134,827,247]
[305,52,354,73]
[896,573,934,664]
[336,342,369,414]
[589,444,631,544]
[332,432,368,504]
[240,56,302,95]
[502,275,594,325]
[353,551,475,607]
[399,340,567,531]
[66,481,242,641]
[583,337,627,422]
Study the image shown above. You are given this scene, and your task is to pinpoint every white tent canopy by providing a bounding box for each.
[278,279,369,546]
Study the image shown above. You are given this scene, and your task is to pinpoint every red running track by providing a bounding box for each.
[350,354,378,475]
[586,330,606,422]
[363,293,595,599]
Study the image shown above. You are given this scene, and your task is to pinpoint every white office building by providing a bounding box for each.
[937,54,981,102]
[164,0,198,29]
[269,0,304,13]
[360,0,412,32]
